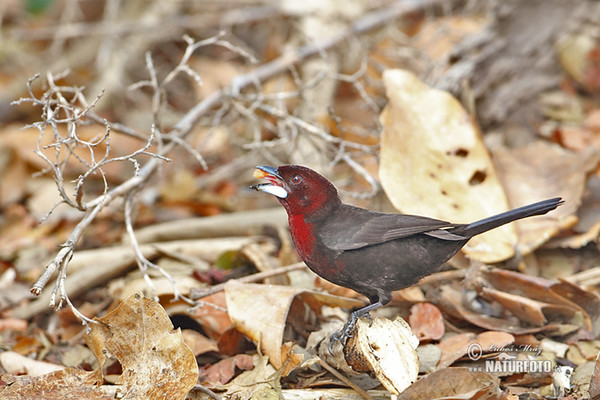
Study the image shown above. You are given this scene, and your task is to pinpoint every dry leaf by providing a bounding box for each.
[550,279,600,337]
[0,368,106,400]
[569,361,596,399]
[434,268,598,338]
[437,284,575,336]
[199,354,254,385]
[224,281,363,370]
[181,329,219,356]
[414,15,488,62]
[0,351,64,376]
[550,174,600,249]
[493,141,597,253]
[345,316,420,395]
[0,145,29,207]
[220,355,282,399]
[85,292,198,400]
[480,287,577,327]
[408,302,445,341]
[590,355,600,399]
[190,292,233,340]
[437,332,476,369]
[397,367,501,400]
[379,69,516,263]
[483,269,598,335]
[474,331,516,354]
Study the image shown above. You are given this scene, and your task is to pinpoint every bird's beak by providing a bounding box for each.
[250,166,288,198]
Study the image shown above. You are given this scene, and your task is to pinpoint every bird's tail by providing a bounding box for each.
[452,197,563,238]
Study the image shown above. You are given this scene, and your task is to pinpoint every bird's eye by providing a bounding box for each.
[291,175,302,184]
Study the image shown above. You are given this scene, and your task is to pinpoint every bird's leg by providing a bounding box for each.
[328,301,383,355]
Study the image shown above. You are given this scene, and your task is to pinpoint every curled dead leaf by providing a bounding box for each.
[344,316,419,395]
[224,281,363,372]
[85,292,198,400]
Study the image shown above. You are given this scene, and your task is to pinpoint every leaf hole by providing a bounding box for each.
[469,170,487,186]
[447,148,469,157]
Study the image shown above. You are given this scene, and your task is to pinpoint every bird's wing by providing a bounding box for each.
[318,205,465,251]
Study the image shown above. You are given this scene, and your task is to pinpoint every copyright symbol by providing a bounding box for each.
[467,342,482,361]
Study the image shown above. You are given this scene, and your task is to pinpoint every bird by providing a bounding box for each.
[251,165,563,351]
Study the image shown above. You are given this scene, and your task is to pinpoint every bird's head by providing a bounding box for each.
[251,165,341,218]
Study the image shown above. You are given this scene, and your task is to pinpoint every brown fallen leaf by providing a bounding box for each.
[550,279,600,337]
[475,331,516,354]
[493,141,597,253]
[199,354,254,385]
[554,110,600,152]
[85,292,198,400]
[437,332,477,369]
[481,268,598,335]
[224,281,363,371]
[481,268,567,305]
[181,329,219,356]
[436,284,577,336]
[189,292,233,341]
[0,145,29,207]
[216,326,253,356]
[0,368,106,400]
[408,302,445,341]
[480,287,577,327]
[220,355,282,399]
[569,361,596,399]
[548,175,600,249]
[397,367,501,400]
[414,15,489,62]
[379,69,518,263]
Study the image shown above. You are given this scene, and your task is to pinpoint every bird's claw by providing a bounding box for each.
[327,312,361,355]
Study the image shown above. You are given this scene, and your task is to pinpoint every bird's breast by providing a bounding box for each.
[288,214,318,262]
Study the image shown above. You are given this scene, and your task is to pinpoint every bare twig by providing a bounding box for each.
[191,384,222,400]
[191,262,307,300]
[315,356,372,400]
[10,6,279,41]
[19,0,458,321]
[123,188,198,307]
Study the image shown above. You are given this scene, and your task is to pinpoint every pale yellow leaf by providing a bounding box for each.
[379,69,514,262]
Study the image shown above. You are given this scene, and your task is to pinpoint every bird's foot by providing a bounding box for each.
[328,313,361,355]
[327,301,383,355]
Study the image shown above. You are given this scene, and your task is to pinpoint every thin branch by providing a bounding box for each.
[191,262,306,300]
[123,190,195,306]
[23,0,458,320]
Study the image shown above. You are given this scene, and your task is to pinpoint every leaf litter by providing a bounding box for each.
[2,2,600,400]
